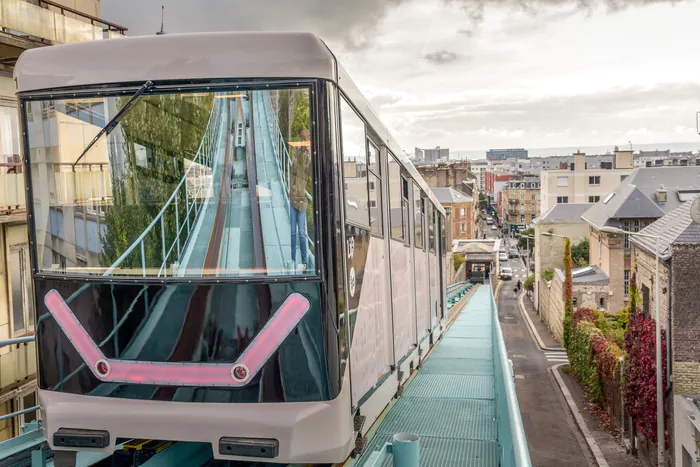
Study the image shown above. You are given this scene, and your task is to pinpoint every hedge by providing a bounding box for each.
[569,321,603,404]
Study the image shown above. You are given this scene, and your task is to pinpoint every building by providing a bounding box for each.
[540,151,634,214]
[533,203,593,320]
[414,146,449,162]
[581,166,700,315]
[529,153,615,172]
[415,160,471,191]
[486,148,528,161]
[539,265,609,342]
[470,159,489,193]
[0,0,126,441]
[484,171,512,202]
[431,187,475,240]
[627,200,700,466]
[497,176,540,231]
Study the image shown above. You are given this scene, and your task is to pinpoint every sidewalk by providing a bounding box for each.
[521,293,562,349]
[520,294,640,467]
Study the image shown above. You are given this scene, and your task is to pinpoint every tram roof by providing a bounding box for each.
[14,31,445,215]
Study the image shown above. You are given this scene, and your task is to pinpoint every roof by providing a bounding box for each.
[15,32,336,92]
[537,203,593,224]
[14,32,446,215]
[555,265,609,285]
[431,187,474,204]
[631,200,700,259]
[583,166,700,228]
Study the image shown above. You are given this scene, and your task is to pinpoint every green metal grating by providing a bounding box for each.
[358,286,508,467]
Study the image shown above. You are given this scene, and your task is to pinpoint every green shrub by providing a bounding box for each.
[569,321,603,404]
[453,253,466,272]
[541,269,554,281]
[524,274,535,292]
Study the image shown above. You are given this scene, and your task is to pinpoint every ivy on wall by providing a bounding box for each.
[562,238,574,349]
[569,321,603,404]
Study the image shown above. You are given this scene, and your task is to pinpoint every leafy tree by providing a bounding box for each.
[571,237,590,267]
[524,274,535,292]
[453,253,466,272]
[518,227,535,252]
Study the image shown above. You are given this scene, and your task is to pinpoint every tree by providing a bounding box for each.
[453,253,466,272]
[571,237,589,267]
[518,227,535,252]
[524,274,535,292]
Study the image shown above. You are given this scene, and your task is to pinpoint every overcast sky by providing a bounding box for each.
[102,0,700,153]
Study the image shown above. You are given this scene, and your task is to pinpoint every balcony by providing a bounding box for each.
[0,0,126,66]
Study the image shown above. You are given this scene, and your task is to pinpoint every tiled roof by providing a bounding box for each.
[537,203,593,224]
[583,166,700,228]
[431,187,474,204]
[631,200,700,259]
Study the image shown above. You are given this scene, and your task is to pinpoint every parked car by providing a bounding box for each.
[490,224,497,230]
[499,252,508,262]
[500,267,513,280]
[509,248,519,258]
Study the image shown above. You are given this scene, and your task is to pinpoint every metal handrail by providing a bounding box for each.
[104,97,223,277]
[259,91,314,253]
[0,406,39,423]
[0,336,35,347]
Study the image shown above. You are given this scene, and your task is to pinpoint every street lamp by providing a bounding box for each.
[599,225,664,465]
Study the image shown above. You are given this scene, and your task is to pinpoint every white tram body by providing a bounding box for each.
[15,32,448,464]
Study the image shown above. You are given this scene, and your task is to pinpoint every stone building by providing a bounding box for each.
[629,200,700,466]
[533,204,592,311]
[582,166,700,315]
[415,160,471,191]
[497,176,540,231]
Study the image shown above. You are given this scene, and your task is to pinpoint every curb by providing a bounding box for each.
[517,292,563,352]
[549,363,610,467]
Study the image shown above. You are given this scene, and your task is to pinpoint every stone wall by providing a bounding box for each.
[573,283,609,311]
[547,271,565,342]
[417,161,471,191]
[670,243,700,396]
[633,246,669,330]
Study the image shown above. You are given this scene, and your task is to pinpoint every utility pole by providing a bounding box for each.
[156,5,166,35]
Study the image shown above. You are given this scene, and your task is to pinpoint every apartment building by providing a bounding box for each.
[486,148,528,160]
[0,0,126,441]
[497,176,540,231]
[540,150,634,213]
[431,187,475,241]
[581,166,700,314]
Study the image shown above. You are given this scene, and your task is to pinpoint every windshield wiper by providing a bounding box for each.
[73,80,154,167]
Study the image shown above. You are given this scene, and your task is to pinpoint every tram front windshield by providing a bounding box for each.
[24,86,316,278]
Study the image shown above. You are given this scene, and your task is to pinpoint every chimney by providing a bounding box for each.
[614,149,633,169]
[574,152,586,172]
[656,184,668,203]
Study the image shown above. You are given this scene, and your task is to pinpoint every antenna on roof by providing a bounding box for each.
[156,5,165,35]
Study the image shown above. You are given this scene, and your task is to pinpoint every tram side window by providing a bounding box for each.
[429,206,436,253]
[367,141,382,236]
[401,177,410,246]
[340,97,370,228]
[388,154,404,241]
[413,184,424,249]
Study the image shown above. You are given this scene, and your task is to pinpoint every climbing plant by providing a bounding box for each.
[569,321,603,404]
[562,237,574,349]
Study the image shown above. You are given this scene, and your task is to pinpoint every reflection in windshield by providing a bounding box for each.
[25,87,315,277]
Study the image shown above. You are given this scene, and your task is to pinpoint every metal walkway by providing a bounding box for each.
[358,285,531,467]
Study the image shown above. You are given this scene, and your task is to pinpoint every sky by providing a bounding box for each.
[101,0,700,154]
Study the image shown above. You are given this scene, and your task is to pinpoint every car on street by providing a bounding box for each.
[509,248,519,258]
[490,224,497,230]
[486,218,493,225]
[499,252,508,262]
[500,267,513,280]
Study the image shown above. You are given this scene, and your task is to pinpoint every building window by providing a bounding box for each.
[573,297,577,308]
[520,192,524,201]
[634,220,640,233]
[642,284,650,316]
[589,196,600,203]
[623,221,630,249]
[460,223,466,233]
[556,176,569,187]
[556,196,569,204]
[589,176,601,185]
[460,207,465,217]
[624,269,630,296]
[10,245,34,336]
[520,215,525,224]
[599,297,605,311]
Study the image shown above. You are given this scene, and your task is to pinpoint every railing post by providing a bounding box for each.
[160,216,166,277]
[175,191,180,257]
[140,241,146,277]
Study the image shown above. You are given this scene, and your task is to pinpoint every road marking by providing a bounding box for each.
[512,354,527,358]
[514,374,525,379]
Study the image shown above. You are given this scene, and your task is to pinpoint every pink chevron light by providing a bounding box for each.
[43,289,310,387]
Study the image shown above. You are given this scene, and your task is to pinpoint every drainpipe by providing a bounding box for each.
[666,259,672,392]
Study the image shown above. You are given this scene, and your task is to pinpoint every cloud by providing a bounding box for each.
[423,50,460,64]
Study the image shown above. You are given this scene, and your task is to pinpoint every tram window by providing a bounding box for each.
[340,97,370,228]
[367,140,382,236]
[413,184,423,249]
[429,207,436,253]
[401,177,410,246]
[388,154,404,241]
[25,86,316,277]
